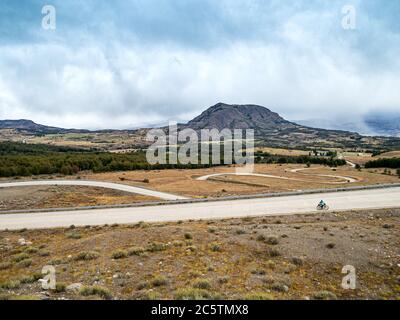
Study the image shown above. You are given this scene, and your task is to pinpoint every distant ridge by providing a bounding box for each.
[2,103,400,149]
[0,119,89,134]
[183,103,400,149]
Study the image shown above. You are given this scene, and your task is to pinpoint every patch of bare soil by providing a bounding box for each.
[0,186,154,211]
[0,208,399,300]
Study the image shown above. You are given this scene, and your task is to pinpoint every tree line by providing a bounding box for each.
[365,157,400,169]
[254,152,347,167]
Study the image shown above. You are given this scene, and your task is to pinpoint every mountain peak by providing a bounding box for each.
[186,103,295,132]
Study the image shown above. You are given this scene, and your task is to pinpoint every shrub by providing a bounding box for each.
[0,280,21,290]
[38,250,51,257]
[210,243,222,252]
[24,247,39,254]
[291,257,304,266]
[313,291,337,300]
[66,232,82,239]
[244,292,274,300]
[12,253,30,263]
[174,288,213,300]
[80,286,112,300]
[235,229,246,235]
[128,247,145,256]
[136,281,148,290]
[193,279,212,290]
[74,251,99,261]
[184,233,193,240]
[208,227,217,233]
[267,248,281,257]
[17,259,32,268]
[256,234,266,242]
[326,243,336,249]
[111,250,128,260]
[20,273,41,284]
[266,237,279,245]
[53,283,67,293]
[146,242,167,252]
[151,276,169,287]
[218,276,229,284]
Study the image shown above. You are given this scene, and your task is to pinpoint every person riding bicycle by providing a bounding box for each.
[318,200,326,208]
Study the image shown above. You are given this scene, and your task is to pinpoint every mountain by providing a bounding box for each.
[186,103,298,133]
[183,103,400,149]
[0,119,89,134]
[2,104,400,150]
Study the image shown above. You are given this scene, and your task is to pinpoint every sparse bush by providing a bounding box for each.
[186,245,197,252]
[208,227,217,233]
[256,234,266,242]
[266,236,279,245]
[270,282,289,293]
[218,276,229,284]
[111,250,128,260]
[20,273,41,284]
[80,286,112,300]
[291,257,304,266]
[128,247,145,256]
[38,250,51,257]
[24,247,39,254]
[136,281,148,290]
[312,291,337,300]
[75,251,99,261]
[267,248,281,257]
[184,233,193,240]
[174,288,213,300]
[172,240,184,247]
[210,243,222,252]
[12,253,30,263]
[66,232,81,239]
[17,259,32,268]
[244,292,274,300]
[151,276,168,287]
[235,229,246,235]
[146,242,167,252]
[193,279,212,290]
[53,283,67,293]
[0,280,21,290]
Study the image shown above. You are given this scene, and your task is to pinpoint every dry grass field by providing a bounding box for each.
[0,208,398,300]
[0,163,398,211]
[0,186,154,212]
[80,164,400,199]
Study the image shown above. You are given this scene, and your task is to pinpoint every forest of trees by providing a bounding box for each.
[254,151,347,167]
[0,142,348,178]
[365,157,400,169]
[0,142,216,177]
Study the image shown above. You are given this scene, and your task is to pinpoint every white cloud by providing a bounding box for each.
[0,0,399,128]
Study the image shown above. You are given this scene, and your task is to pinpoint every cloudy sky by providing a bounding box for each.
[0,0,399,129]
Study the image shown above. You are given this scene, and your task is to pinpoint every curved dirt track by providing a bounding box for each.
[0,180,188,201]
[197,167,358,184]
[1,186,399,230]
